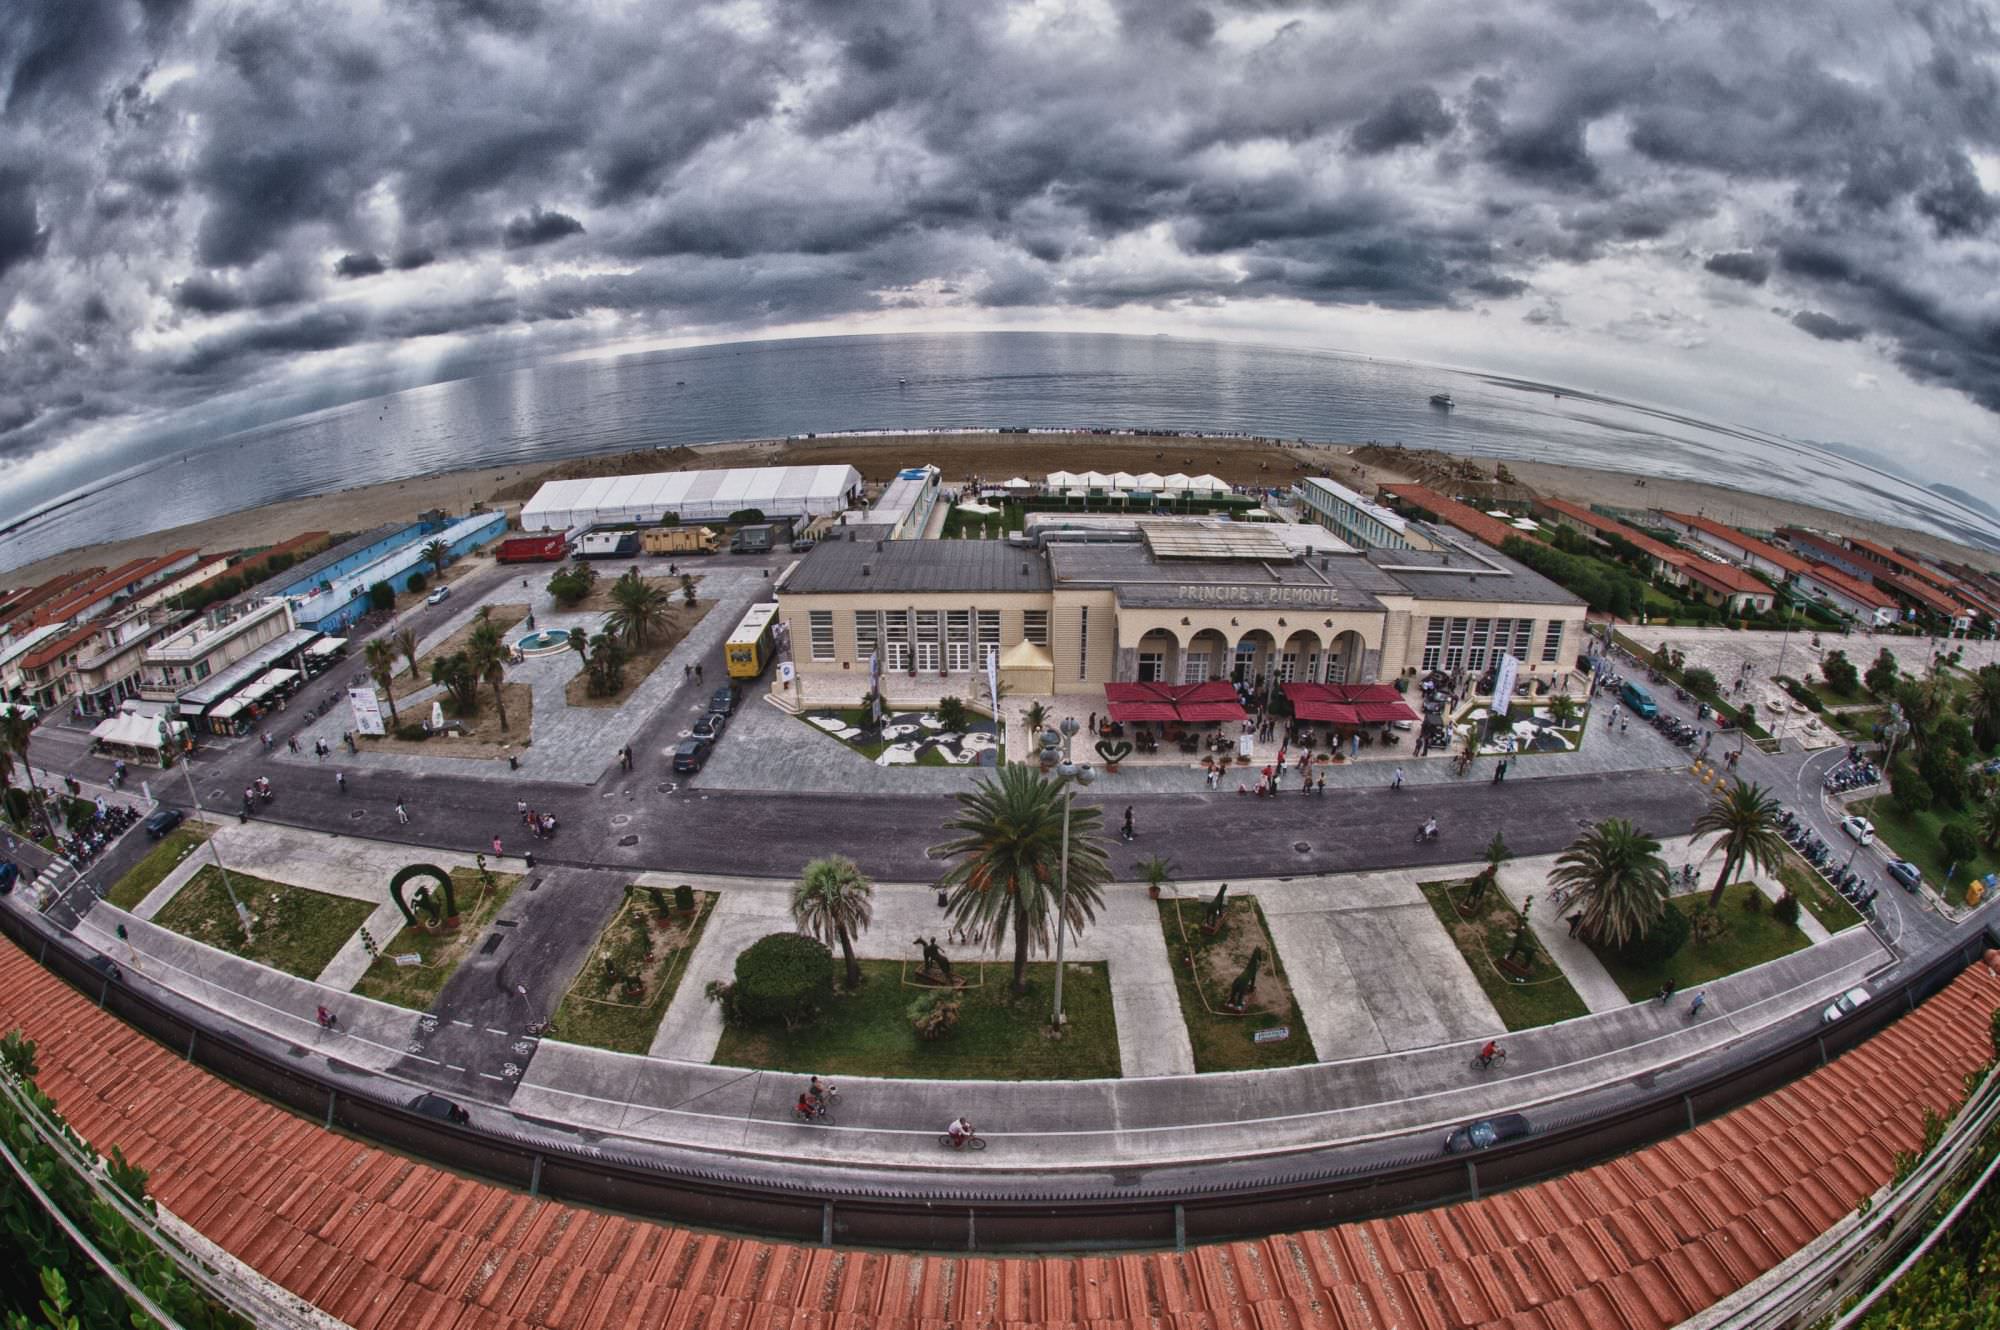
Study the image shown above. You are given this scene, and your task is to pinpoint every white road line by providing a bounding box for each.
[484,1027,509,1036]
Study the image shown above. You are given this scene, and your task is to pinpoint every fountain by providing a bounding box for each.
[516,629,573,657]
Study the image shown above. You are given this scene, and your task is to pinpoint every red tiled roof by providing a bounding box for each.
[3,937,1998,1328]
[177,531,330,602]
[1379,483,1522,550]
[1843,534,1902,566]
[33,552,195,625]
[1682,561,1771,599]
[17,620,100,673]
[1660,512,1812,577]
[0,568,104,630]
[1872,567,1968,619]
[1803,561,1898,611]
[1539,498,1693,571]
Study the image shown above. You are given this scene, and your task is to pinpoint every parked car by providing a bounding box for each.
[1444,1113,1530,1154]
[1839,815,1875,846]
[85,955,122,983]
[708,685,739,716]
[1886,859,1923,890]
[672,738,711,774]
[0,860,17,893]
[790,538,817,553]
[406,1092,470,1125]
[691,712,728,742]
[143,808,185,839]
[426,585,451,605]
[1823,986,1871,1023]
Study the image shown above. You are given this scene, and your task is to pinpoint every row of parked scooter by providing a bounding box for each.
[1823,760,1881,793]
[1775,808,1879,914]
[1649,708,1701,747]
[59,803,140,867]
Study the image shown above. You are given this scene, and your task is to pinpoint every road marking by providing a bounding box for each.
[484,1027,509,1036]
[450,1019,473,1028]
[445,1063,468,1072]
[404,1054,440,1066]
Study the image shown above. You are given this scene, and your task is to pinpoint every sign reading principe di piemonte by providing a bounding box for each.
[1173,584,1341,606]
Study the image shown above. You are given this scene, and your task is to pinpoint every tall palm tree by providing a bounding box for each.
[932,764,1109,994]
[1971,665,2000,748]
[1978,795,2000,851]
[791,855,875,989]
[1,711,42,829]
[1550,819,1671,949]
[567,626,588,657]
[421,539,449,580]
[1692,778,1790,908]
[466,619,509,732]
[396,626,421,680]
[363,639,401,726]
[606,569,674,649]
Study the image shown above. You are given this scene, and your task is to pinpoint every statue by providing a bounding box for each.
[1202,881,1229,934]
[914,935,954,984]
[1227,947,1265,1011]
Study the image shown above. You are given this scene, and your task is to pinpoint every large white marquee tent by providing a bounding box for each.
[519,465,863,531]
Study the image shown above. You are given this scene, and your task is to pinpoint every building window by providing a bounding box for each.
[884,609,910,671]
[1277,651,1298,683]
[915,610,941,671]
[1022,610,1049,646]
[1444,617,1467,674]
[1138,651,1164,683]
[808,611,835,661]
[1513,619,1535,659]
[1467,618,1491,673]
[976,610,1000,650]
[1541,619,1565,664]
[1182,650,1211,683]
[853,611,879,662]
[1077,607,1088,679]
[1421,618,1444,673]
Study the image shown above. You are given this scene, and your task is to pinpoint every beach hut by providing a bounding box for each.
[1160,473,1194,493]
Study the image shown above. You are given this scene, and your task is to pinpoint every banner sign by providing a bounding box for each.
[1253,1026,1290,1044]
[1492,652,1520,718]
[984,645,1000,717]
[348,687,386,737]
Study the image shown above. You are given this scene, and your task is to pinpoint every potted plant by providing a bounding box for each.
[1140,855,1174,901]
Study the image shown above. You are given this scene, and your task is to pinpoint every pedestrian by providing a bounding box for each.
[1088,711,1096,736]
[1316,773,1325,795]
[1493,758,1508,783]
[1391,766,1405,790]
[395,800,409,824]
[260,732,272,750]
[1206,767,1219,791]
[695,663,703,681]
[287,736,300,754]
[1620,715,1628,733]
[1688,990,1707,1018]
[1122,806,1134,841]
[1567,912,1584,937]
[516,798,528,819]
[684,664,692,680]
[492,835,504,856]
[620,744,633,771]
[1605,708,1615,731]
[335,771,346,793]
[1656,978,1677,1005]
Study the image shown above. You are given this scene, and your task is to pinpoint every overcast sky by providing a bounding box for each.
[4,0,1999,508]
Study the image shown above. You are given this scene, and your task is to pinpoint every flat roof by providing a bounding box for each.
[781,539,1053,595]
[177,628,320,708]
[1299,476,1410,534]
[1050,541,1387,611]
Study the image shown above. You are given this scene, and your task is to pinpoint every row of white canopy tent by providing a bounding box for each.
[1043,471,1230,494]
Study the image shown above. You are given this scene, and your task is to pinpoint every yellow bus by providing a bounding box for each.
[726,602,781,679]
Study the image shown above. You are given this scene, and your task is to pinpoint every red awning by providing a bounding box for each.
[1352,700,1419,723]
[1290,699,1360,724]
[1283,682,1418,725]
[1103,680,1246,724]
[1177,700,1248,722]
[1106,700,1178,723]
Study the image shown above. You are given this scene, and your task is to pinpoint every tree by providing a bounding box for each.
[1977,796,2000,850]
[937,696,969,732]
[1940,823,1979,875]
[548,561,597,607]
[466,616,509,732]
[1891,756,1933,814]
[1551,818,1671,948]
[1682,667,1719,700]
[428,652,480,715]
[1692,778,1790,909]
[1464,831,1512,906]
[1821,649,1859,696]
[931,764,1109,994]
[363,639,401,727]
[791,854,874,989]
[396,626,421,680]
[1971,664,2000,752]
[585,632,627,697]
[1865,648,1900,697]
[421,538,449,579]
[605,568,675,649]
[567,626,587,656]
[368,580,394,612]
[2,711,44,832]
[1023,701,1050,738]
[680,572,697,607]
[1548,693,1579,727]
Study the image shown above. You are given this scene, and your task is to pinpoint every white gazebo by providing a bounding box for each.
[1046,470,1086,493]
[1078,470,1115,490]
[1132,472,1166,490]
[1161,473,1194,493]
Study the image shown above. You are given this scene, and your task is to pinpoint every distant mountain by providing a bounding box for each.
[1929,483,2000,522]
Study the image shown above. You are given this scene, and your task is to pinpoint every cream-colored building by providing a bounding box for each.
[775,520,1586,699]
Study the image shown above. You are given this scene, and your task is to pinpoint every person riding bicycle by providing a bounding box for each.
[946,1116,976,1148]
[1422,815,1438,840]
[796,1091,819,1121]
[809,1075,832,1107]
[315,1005,336,1031]
[1477,1039,1500,1065]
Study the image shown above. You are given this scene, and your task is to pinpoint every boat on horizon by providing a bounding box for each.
[1429,393,1454,409]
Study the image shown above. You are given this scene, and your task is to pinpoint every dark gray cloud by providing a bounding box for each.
[1,0,1998,487]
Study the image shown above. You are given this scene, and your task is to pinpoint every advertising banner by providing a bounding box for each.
[348,687,387,737]
[1491,652,1520,718]
[984,645,1000,717]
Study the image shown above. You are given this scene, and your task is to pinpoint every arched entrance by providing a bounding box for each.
[1134,629,1179,683]
[1277,630,1325,686]
[1325,630,1368,683]
[1182,629,1228,683]
[1232,629,1277,687]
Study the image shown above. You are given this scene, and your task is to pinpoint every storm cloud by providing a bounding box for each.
[2,0,1998,485]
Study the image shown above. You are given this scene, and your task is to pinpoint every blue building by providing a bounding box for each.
[285,512,508,632]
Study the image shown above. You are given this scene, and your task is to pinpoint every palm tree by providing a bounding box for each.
[363,639,401,726]
[605,569,675,650]
[396,626,421,680]
[1692,778,1790,908]
[2,711,43,829]
[1550,819,1671,949]
[567,626,588,657]
[466,619,509,732]
[932,764,1109,994]
[791,855,875,989]
[1978,795,2000,851]
[421,539,449,580]
[1022,701,1050,752]
[1971,665,2000,748]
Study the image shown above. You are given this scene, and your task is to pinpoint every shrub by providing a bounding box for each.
[64,795,96,829]
[393,722,429,742]
[674,882,696,913]
[1891,757,1933,814]
[1822,650,1859,695]
[1772,893,1802,927]
[1682,667,1719,700]
[368,581,395,611]
[728,508,765,525]
[908,991,962,1041]
[711,933,832,1029]
[406,571,428,594]
[936,696,968,732]
[1613,901,1692,967]
[1741,888,1763,913]
[1940,823,1980,871]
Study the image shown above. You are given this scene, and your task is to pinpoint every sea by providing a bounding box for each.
[4,330,1996,574]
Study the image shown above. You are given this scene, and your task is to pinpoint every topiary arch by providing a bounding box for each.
[390,864,459,929]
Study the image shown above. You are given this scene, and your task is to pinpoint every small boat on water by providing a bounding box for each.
[1429,393,1454,409]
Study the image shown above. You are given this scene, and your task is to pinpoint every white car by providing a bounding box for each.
[426,586,451,605]
[1839,815,1875,846]
[1822,986,1870,1023]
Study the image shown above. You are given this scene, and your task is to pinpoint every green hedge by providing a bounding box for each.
[726,933,832,1027]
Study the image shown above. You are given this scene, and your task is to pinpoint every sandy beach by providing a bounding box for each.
[7,431,1994,586]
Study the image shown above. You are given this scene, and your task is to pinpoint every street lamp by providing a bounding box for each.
[180,750,255,938]
[1050,716,1095,1032]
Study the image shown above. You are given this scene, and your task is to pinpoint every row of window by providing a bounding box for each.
[807,608,1053,665]
[1420,617,1566,674]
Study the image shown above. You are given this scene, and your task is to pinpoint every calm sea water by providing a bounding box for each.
[5,331,1994,573]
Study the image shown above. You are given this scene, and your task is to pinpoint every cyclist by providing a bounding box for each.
[795,1091,819,1122]
[1476,1039,1501,1068]
[946,1116,976,1149]
[315,1005,337,1032]
[1421,815,1438,841]
[809,1076,832,1108]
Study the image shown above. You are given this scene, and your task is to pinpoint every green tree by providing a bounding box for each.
[421,538,449,579]
[1,711,44,832]
[1864,648,1900,697]
[1551,818,1672,948]
[605,568,675,649]
[1891,756,1933,814]
[585,632,627,697]
[1547,693,1579,727]
[368,580,394,612]
[1821,649,1859,696]
[1682,666,1719,699]
[1692,778,1790,909]
[396,625,421,680]
[1464,831,1512,906]
[363,638,401,727]
[1978,796,2000,850]
[567,626,588,657]
[1971,664,2000,751]
[465,616,509,732]
[1939,823,1979,875]
[428,651,480,715]
[931,764,1109,994]
[791,854,875,989]
[679,572,697,607]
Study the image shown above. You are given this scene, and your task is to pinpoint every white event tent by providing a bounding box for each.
[519,465,863,531]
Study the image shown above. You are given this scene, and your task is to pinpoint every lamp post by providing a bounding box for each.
[1772,600,1797,744]
[180,750,254,938]
[1050,716,1095,1032]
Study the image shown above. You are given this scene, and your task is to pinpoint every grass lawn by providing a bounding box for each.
[365,679,535,758]
[1417,879,1590,1030]
[1589,883,1812,1002]
[713,958,1119,1080]
[551,888,716,1054]
[1774,849,1863,934]
[105,824,212,910]
[151,864,374,979]
[1854,796,1999,908]
[351,868,520,1009]
[1157,895,1317,1070]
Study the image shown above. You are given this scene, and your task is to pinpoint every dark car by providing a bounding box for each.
[406,1092,470,1125]
[85,955,122,983]
[1886,859,1922,891]
[1444,1112,1531,1154]
[0,861,17,893]
[691,712,728,742]
[708,685,739,716]
[672,738,711,774]
[143,807,185,839]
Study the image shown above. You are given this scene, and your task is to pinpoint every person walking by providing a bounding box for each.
[1493,758,1508,783]
[620,744,633,771]
[491,834,504,856]
[335,771,346,793]
[395,799,409,825]
[1391,766,1405,790]
[516,798,528,819]
[1121,807,1134,841]
[695,663,703,681]
[1656,978,1677,1006]
[1315,773,1325,796]
[1688,990,1708,1019]
[287,736,300,754]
